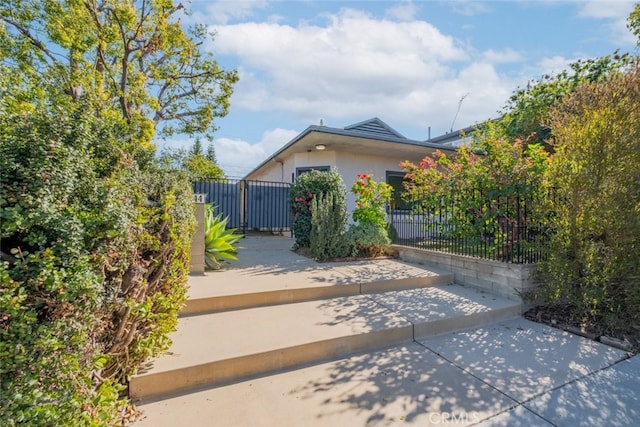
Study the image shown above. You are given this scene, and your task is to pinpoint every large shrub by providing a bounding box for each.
[0,109,194,424]
[0,111,128,424]
[401,126,550,261]
[536,65,640,335]
[289,170,346,248]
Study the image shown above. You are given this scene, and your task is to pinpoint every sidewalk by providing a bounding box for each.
[134,235,639,426]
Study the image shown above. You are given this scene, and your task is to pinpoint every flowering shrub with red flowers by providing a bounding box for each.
[351,173,392,228]
[400,122,550,260]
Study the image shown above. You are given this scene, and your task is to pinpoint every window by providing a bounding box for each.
[295,166,330,178]
[386,171,412,211]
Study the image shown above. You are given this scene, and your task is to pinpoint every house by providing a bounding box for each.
[243,117,465,213]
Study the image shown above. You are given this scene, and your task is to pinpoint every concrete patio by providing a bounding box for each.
[132,235,638,426]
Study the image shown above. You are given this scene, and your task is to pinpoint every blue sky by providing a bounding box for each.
[167,0,638,177]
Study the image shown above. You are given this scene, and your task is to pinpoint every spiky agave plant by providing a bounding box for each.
[204,204,243,269]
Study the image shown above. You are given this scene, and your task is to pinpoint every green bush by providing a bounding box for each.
[204,204,242,269]
[0,110,127,424]
[289,170,346,248]
[310,192,349,261]
[346,222,392,258]
[99,168,194,383]
[0,108,194,424]
[535,66,640,335]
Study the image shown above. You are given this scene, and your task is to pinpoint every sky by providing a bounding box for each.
[164,0,639,178]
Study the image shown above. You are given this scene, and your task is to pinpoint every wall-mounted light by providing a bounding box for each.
[315,144,326,150]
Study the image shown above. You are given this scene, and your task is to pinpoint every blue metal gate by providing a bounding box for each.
[193,180,291,234]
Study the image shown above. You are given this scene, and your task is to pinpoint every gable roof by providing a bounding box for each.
[243,117,457,180]
[343,117,406,139]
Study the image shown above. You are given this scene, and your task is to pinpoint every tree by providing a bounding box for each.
[159,141,225,181]
[206,141,218,163]
[498,52,631,148]
[536,62,640,335]
[191,137,204,156]
[0,0,238,143]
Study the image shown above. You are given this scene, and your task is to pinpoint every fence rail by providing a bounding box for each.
[390,188,551,264]
[193,179,292,235]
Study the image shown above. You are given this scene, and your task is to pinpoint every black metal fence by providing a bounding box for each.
[390,188,552,264]
[193,179,292,234]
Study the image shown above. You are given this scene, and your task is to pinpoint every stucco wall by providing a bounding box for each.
[248,149,423,213]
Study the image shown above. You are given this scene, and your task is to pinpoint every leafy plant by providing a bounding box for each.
[349,173,393,256]
[535,63,640,335]
[400,125,550,261]
[310,191,349,261]
[346,222,391,258]
[0,100,195,425]
[204,204,242,269]
[351,173,393,228]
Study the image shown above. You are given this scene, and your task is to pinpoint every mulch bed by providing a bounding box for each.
[523,305,639,353]
[293,246,399,263]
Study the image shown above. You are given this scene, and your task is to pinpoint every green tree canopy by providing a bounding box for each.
[497,52,632,147]
[0,0,238,143]
[159,141,225,181]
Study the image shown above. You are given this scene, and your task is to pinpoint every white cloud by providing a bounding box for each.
[216,128,300,177]
[577,1,633,19]
[385,1,419,22]
[211,7,490,131]
[184,0,268,25]
[451,0,490,17]
[577,1,637,45]
[482,48,525,64]
[536,55,574,76]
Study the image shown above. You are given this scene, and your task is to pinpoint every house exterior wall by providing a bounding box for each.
[248,151,337,183]
[247,149,424,213]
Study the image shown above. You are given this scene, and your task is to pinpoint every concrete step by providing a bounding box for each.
[182,259,454,315]
[129,284,520,402]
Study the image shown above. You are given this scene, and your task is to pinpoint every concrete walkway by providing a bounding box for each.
[133,235,639,426]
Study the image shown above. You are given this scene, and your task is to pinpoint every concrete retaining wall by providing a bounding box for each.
[395,245,539,311]
[190,204,205,275]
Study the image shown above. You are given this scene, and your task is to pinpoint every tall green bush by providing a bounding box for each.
[0,108,194,425]
[536,65,640,334]
[310,191,349,261]
[0,110,128,424]
[289,170,346,248]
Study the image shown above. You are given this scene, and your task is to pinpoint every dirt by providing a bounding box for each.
[523,305,639,353]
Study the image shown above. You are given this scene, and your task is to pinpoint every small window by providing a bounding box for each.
[386,171,411,211]
[296,166,330,177]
